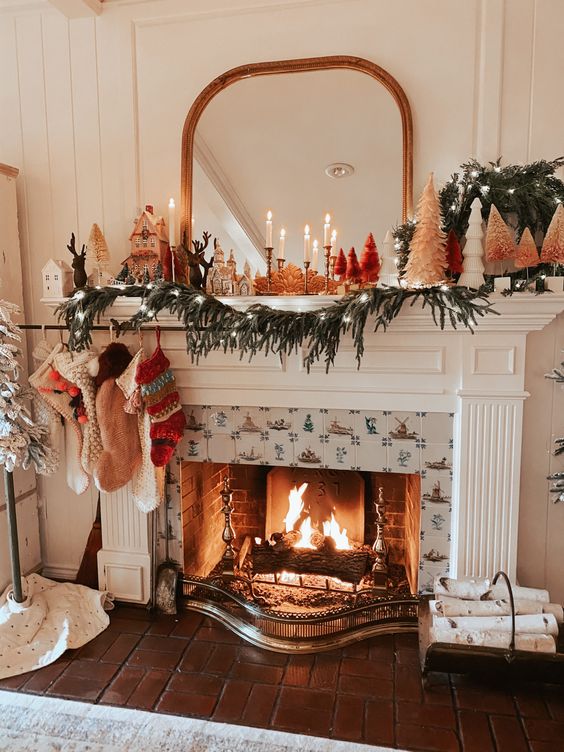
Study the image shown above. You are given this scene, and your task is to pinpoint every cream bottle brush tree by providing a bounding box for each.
[403,173,448,287]
[484,204,515,277]
[87,223,110,284]
[457,197,485,290]
[514,227,539,283]
[540,203,564,274]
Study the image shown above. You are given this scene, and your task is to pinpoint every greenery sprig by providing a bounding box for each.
[394,157,564,273]
[58,283,495,372]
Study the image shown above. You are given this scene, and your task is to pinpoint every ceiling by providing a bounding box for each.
[193,68,403,267]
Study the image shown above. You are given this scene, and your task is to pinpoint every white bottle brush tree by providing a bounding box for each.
[403,173,448,287]
[87,223,110,284]
[0,300,57,603]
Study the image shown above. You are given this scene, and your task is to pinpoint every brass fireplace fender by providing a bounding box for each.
[181,55,414,246]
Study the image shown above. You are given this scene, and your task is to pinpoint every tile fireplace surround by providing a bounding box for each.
[49,293,564,606]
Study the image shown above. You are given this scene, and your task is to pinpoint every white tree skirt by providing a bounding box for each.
[0,575,111,680]
[0,690,400,752]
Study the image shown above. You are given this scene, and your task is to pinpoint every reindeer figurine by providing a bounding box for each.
[66,232,88,288]
[185,230,214,291]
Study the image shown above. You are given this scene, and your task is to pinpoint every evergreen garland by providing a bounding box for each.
[58,283,495,373]
[394,157,564,273]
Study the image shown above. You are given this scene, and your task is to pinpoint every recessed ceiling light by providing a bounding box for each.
[325,163,355,179]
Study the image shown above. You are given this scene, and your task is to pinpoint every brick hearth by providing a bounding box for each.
[1,605,563,752]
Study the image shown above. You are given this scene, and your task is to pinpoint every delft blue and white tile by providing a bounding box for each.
[421,503,451,539]
[387,412,421,441]
[419,562,450,594]
[264,407,294,435]
[207,433,237,464]
[388,440,420,474]
[294,408,325,439]
[208,405,237,435]
[264,434,294,466]
[234,435,264,465]
[420,536,450,569]
[420,412,454,444]
[355,440,388,472]
[421,444,453,476]
[235,407,265,435]
[420,476,452,509]
[324,439,356,470]
[325,410,355,440]
[184,405,208,434]
[355,410,387,441]
[293,431,325,468]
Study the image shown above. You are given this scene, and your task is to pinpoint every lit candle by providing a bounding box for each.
[278,228,286,259]
[331,229,337,255]
[304,224,311,262]
[323,214,331,246]
[266,210,273,248]
[168,198,176,247]
[312,240,319,271]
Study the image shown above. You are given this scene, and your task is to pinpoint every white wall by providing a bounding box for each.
[1,0,563,593]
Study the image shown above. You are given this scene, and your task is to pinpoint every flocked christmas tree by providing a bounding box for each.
[403,173,447,287]
[515,228,540,272]
[540,203,564,271]
[485,204,515,271]
[333,248,347,279]
[445,229,463,277]
[87,223,110,284]
[359,233,381,284]
[346,247,362,284]
[0,299,57,602]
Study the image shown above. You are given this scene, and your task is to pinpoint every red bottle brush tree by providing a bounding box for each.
[445,229,463,277]
[485,205,515,263]
[359,233,381,284]
[346,247,362,283]
[515,228,540,270]
[333,248,347,278]
[540,203,564,267]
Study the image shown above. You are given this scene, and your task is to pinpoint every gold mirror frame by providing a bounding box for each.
[181,55,413,246]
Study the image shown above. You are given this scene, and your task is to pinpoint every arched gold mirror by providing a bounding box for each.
[181,56,413,269]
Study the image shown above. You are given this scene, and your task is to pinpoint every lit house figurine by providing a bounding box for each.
[41,259,73,298]
[120,204,169,282]
[206,239,253,296]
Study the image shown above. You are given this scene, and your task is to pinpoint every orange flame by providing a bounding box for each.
[284,485,351,550]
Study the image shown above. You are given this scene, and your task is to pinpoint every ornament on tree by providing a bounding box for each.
[540,203,564,266]
[515,228,540,270]
[87,223,110,284]
[457,197,485,289]
[403,173,447,287]
[445,229,463,276]
[378,230,399,287]
[346,247,362,284]
[333,249,347,279]
[359,233,381,284]
[485,205,515,263]
[115,264,129,283]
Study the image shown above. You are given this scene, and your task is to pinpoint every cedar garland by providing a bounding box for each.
[57,283,495,373]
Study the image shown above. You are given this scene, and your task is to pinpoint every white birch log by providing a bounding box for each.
[434,576,550,603]
[432,596,563,622]
[433,613,559,636]
[430,627,556,654]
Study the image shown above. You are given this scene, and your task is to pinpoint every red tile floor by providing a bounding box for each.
[1,605,563,751]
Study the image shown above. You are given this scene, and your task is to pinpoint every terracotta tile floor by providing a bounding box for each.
[1,605,564,751]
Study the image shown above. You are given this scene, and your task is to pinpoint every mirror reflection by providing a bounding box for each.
[192,69,403,284]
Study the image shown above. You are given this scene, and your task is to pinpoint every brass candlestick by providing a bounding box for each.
[323,244,332,293]
[277,258,285,272]
[371,486,389,590]
[220,476,236,579]
[330,254,337,281]
[265,247,273,293]
[303,260,311,294]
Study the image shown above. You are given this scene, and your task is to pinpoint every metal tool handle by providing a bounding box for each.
[492,570,516,654]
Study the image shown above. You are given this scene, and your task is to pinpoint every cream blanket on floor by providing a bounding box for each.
[0,574,112,680]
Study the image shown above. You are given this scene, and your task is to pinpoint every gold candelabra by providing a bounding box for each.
[303,260,311,294]
[277,258,285,272]
[323,244,333,294]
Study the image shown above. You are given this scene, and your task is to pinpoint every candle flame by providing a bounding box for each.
[168,198,175,208]
[313,239,319,249]
[280,228,286,238]
[304,224,310,235]
[331,229,337,241]
[325,213,331,224]
[267,210,272,221]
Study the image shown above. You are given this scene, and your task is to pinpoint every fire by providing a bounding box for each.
[283,483,351,550]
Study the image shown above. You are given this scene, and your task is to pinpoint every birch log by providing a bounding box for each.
[431,596,564,622]
[434,576,550,603]
[430,627,556,654]
[433,613,559,636]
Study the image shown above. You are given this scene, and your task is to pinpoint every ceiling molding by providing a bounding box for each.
[0,0,50,12]
[194,133,265,258]
[47,0,102,17]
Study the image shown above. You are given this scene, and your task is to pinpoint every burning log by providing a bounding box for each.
[252,533,369,584]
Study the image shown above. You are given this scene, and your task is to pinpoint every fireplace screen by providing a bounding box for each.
[180,462,420,650]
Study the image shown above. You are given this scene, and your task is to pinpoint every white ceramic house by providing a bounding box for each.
[41,259,73,298]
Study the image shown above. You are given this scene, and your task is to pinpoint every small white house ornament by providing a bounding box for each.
[42,259,73,298]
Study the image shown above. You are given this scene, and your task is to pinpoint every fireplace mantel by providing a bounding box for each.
[43,292,564,602]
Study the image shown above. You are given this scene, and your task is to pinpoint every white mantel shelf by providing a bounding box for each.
[44,292,564,333]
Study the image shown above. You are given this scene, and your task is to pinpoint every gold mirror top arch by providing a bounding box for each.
[181,55,413,245]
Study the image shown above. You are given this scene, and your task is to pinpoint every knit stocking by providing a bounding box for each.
[135,329,185,467]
